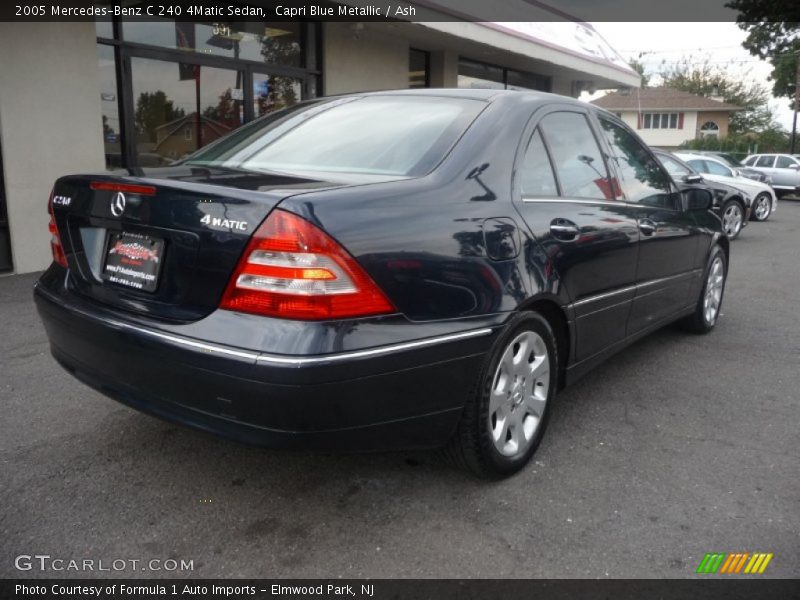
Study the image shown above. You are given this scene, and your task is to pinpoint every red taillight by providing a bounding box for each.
[89,181,156,196]
[220,210,395,320]
[48,192,68,268]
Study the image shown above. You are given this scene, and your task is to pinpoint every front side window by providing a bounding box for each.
[756,155,776,168]
[184,96,484,177]
[600,119,674,208]
[538,112,613,200]
[776,155,797,169]
[519,129,558,197]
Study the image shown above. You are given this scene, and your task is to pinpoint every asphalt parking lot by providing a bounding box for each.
[2,202,799,579]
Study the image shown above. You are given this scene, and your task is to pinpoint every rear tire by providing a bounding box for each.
[681,245,727,334]
[446,312,558,479]
[751,192,772,222]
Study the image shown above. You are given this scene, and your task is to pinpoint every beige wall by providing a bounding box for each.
[0,22,104,274]
[618,111,699,149]
[696,111,731,138]
[323,23,410,95]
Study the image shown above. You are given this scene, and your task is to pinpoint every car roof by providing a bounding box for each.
[676,152,729,165]
[353,88,600,110]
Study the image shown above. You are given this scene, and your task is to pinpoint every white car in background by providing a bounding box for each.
[675,152,778,222]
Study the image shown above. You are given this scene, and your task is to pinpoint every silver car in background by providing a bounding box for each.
[743,154,800,197]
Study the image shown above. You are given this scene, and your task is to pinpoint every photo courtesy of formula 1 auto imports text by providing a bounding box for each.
[0,0,798,598]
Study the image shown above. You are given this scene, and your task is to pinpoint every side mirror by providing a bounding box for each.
[684,174,704,184]
[788,164,799,170]
[684,188,713,211]
[733,169,741,177]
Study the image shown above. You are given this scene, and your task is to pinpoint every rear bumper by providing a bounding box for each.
[34,274,498,451]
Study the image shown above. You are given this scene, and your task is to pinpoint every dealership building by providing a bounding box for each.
[0,2,639,274]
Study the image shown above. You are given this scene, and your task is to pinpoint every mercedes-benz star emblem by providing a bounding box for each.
[110,191,126,217]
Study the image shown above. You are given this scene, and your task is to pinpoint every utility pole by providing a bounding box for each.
[792,55,800,154]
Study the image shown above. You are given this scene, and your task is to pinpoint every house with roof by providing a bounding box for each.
[590,87,743,149]
[153,113,233,160]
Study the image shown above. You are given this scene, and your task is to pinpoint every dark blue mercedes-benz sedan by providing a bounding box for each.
[35,89,727,477]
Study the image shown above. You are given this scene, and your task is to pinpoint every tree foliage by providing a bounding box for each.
[725,1,800,104]
[659,58,774,133]
[680,127,790,155]
[629,58,650,87]
[134,91,185,142]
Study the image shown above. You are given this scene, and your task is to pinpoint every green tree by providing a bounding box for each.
[203,88,239,129]
[629,58,651,87]
[102,115,114,137]
[725,2,800,104]
[134,91,185,142]
[659,58,774,133]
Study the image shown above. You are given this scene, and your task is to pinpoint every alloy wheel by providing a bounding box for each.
[722,203,743,238]
[488,331,550,457]
[704,257,725,325]
[754,194,771,220]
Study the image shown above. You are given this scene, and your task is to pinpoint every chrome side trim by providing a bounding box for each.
[636,270,700,291]
[520,197,673,210]
[36,286,261,362]
[571,285,636,309]
[522,197,605,206]
[255,328,494,366]
[569,270,702,310]
[36,285,494,367]
[137,327,260,361]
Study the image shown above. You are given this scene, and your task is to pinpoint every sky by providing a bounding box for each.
[588,22,797,131]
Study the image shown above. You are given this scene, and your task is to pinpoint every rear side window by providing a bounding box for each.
[599,119,674,208]
[776,155,796,169]
[538,112,613,199]
[518,129,558,196]
[744,156,757,166]
[756,155,775,168]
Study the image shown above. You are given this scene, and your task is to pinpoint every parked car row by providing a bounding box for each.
[652,149,780,240]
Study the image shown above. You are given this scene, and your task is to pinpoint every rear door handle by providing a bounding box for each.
[639,218,657,236]
[550,218,580,241]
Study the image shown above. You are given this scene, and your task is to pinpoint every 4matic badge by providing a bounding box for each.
[200,213,248,232]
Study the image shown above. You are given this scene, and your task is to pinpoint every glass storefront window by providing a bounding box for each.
[97,44,123,170]
[253,74,302,118]
[506,68,550,92]
[458,59,504,90]
[409,49,430,88]
[95,19,113,39]
[123,21,303,68]
[96,19,313,169]
[458,58,550,92]
[131,57,244,164]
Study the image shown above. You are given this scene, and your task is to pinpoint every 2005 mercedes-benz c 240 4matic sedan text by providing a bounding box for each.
[35,90,727,477]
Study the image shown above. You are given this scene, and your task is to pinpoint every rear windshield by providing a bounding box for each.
[183,96,484,177]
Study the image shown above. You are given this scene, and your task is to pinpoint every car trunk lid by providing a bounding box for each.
[51,165,344,322]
